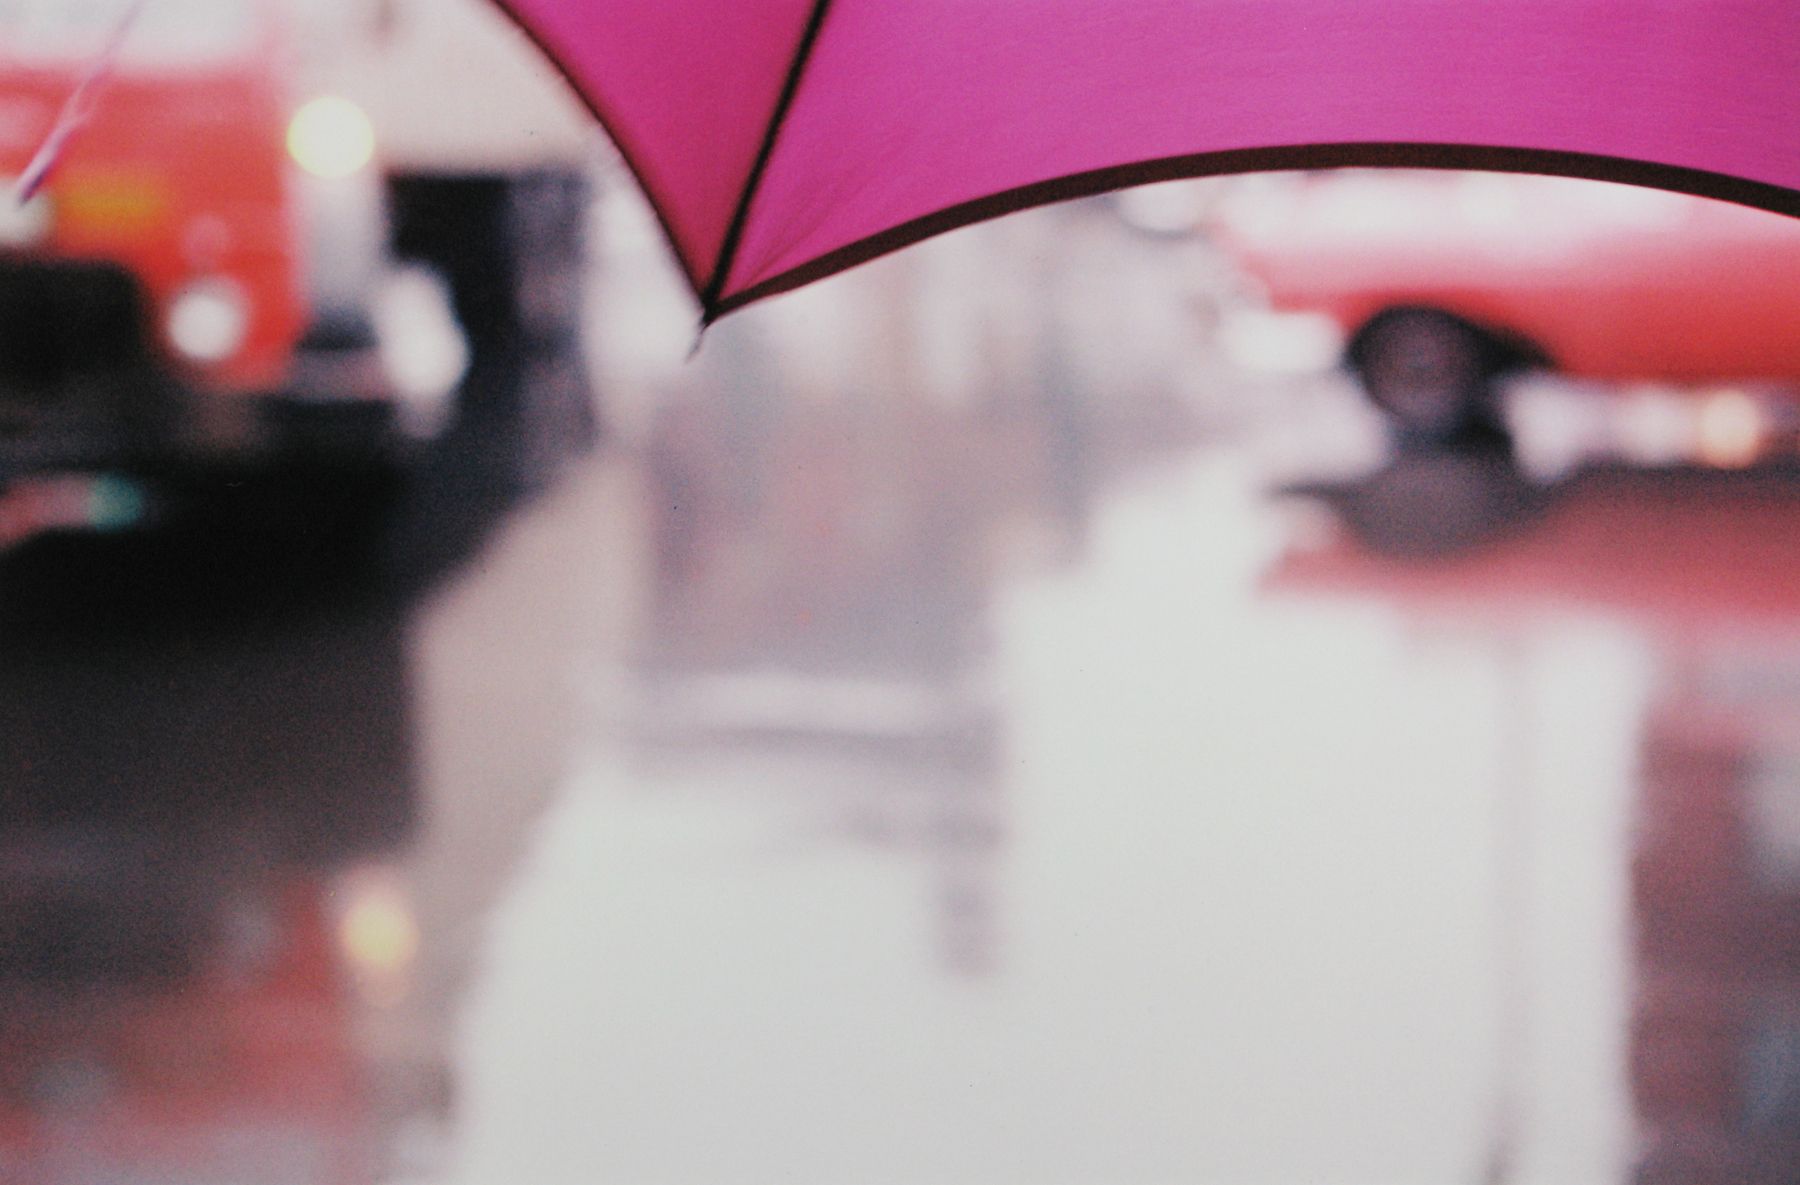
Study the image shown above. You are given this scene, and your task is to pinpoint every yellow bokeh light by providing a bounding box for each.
[287,96,376,180]
[339,881,420,974]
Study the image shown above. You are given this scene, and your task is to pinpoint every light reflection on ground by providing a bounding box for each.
[452,448,1662,1185]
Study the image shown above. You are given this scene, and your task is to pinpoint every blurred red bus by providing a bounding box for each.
[1215,171,1800,454]
[0,0,458,536]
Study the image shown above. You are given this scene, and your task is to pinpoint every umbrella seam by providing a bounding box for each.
[707,140,1800,319]
[699,0,834,320]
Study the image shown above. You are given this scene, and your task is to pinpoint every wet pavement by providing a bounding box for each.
[1,352,1799,1183]
[0,168,1798,1179]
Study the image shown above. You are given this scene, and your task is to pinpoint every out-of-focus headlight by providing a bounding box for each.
[287,96,376,180]
[166,278,250,363]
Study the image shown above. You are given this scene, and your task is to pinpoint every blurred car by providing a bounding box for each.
[0,0,582,543]
[1213,170,1800,456]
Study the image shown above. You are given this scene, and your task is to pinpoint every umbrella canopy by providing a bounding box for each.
[497,0,1800,321]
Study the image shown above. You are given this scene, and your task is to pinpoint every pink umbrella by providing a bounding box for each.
[496,0,1800,321]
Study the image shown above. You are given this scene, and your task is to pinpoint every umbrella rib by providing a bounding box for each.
[15,0,150,205]
[700,0,834,319]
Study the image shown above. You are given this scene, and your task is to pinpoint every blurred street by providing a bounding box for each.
[6,8,1800,1172]
[2,169,1800,1183]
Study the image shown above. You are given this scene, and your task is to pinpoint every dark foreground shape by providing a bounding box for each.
[388,168,602,472]
[1347,307,1529,451]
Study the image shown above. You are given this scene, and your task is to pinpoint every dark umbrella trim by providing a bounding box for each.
[704,141,1800,322]
[699,0,835,310]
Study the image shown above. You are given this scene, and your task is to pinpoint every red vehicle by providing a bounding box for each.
[0,0,458,538]
[1215,170,1800,455]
